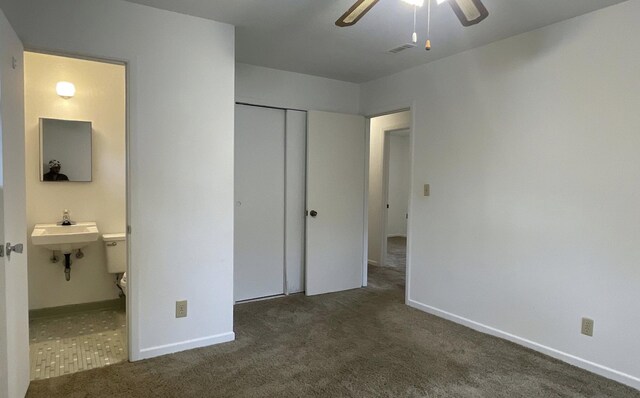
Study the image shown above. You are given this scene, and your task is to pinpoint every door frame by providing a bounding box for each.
[23,48,134,361]
[364,103,415,303]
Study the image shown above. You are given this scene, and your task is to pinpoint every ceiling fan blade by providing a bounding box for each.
[448,0,488,27]
[335,0,380,27]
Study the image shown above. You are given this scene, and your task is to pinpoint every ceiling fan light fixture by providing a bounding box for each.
[336,0,380,26]
[456,0,481,20]
[401,0,425,7]
[448,0,488,26]
[335,0,488,29]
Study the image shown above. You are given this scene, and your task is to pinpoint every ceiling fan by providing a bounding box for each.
[335,0,489,28]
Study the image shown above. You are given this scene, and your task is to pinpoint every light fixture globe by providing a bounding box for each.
[401,0,424,6]
[56,81,76,99]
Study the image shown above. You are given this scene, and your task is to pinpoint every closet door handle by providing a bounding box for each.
[309,210,318,217]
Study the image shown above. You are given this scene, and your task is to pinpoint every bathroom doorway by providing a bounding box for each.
[23,52,128,380]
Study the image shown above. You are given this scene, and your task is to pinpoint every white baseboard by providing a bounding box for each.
[136,331,235,360]
[387,234,407,238]
[407,299,640,391]
[368,259,378,266]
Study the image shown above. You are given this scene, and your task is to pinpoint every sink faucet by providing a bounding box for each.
[61,209,74,226]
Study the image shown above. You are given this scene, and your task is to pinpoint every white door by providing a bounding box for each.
[234,104,285,302]
[284,110,307,294]
[0,11,30,398]
[306,111,366,296]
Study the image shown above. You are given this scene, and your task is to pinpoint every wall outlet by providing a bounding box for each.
[424,184,430,197]
[176,300,188,318]
[581,317,594,336]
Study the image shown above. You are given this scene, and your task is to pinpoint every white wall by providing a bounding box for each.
[236,63,360,114]
[368,112,410,265]
[25,52,126,310]
[0,0,236,360]
[361,0,640,389]
[387,133,410,237]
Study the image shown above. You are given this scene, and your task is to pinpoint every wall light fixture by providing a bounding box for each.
[56,81,76,99]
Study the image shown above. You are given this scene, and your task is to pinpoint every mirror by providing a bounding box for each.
[40,118,92,182]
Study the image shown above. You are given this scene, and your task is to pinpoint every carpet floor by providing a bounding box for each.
[27,266,638,397]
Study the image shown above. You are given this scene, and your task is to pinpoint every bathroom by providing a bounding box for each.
[24,52,128,380]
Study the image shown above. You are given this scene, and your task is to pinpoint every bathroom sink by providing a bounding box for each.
[31,222,99,253]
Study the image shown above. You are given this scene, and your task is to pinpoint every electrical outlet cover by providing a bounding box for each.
[176,300,188,318]
[581,317,594,336]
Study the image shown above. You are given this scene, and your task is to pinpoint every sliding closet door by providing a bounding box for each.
[234,104,285,302]
[285,110,307,294]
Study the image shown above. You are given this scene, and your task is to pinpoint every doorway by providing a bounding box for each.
[367,110,412,287]
[384,129,410,269]
[23,52,128,380]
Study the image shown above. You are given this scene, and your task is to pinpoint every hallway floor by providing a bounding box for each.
[27,267,637,397]
[386,236,407,269]
[29,308,127,380]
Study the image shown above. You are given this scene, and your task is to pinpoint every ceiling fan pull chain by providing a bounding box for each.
[425,0,432,50]
[412,5,418,43]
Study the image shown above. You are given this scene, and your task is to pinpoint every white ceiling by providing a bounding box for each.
[124,0,627,83]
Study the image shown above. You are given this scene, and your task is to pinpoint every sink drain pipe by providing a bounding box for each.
[64,253,72,281]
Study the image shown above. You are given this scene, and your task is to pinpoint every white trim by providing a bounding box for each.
[407,299,640,391]
[235,95,309,112]
[387,234,407,238]
[126,55,138,363]
[236,294,286,304]
[381,132,390,267]
[368,259,379,266]
[283,109,289,296]
[362,120,370,287]
[137,332,235,360]
[404,100,417,306]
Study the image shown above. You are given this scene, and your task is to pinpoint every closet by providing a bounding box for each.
[234,104,306,302]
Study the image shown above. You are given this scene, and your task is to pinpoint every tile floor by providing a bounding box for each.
[29,309,127,380]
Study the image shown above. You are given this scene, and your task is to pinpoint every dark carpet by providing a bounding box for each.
[27,265,638,397]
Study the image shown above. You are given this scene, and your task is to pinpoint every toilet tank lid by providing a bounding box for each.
[102,233,126,242]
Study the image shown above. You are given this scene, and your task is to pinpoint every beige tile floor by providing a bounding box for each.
[29,309,127,380]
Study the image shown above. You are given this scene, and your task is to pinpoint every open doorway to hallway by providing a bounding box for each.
[367,110,411,289]
[384,129,410,270]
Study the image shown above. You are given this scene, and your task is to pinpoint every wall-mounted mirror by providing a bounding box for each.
[40,118,92,182]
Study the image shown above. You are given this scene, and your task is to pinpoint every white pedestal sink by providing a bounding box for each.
[31,222,100,254]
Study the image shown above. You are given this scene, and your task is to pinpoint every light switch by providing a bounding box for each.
[424,184,430,197]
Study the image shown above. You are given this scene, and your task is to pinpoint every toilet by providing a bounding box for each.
[103,233,127,295]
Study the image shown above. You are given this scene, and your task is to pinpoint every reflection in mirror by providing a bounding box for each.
[40,118,92,182]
